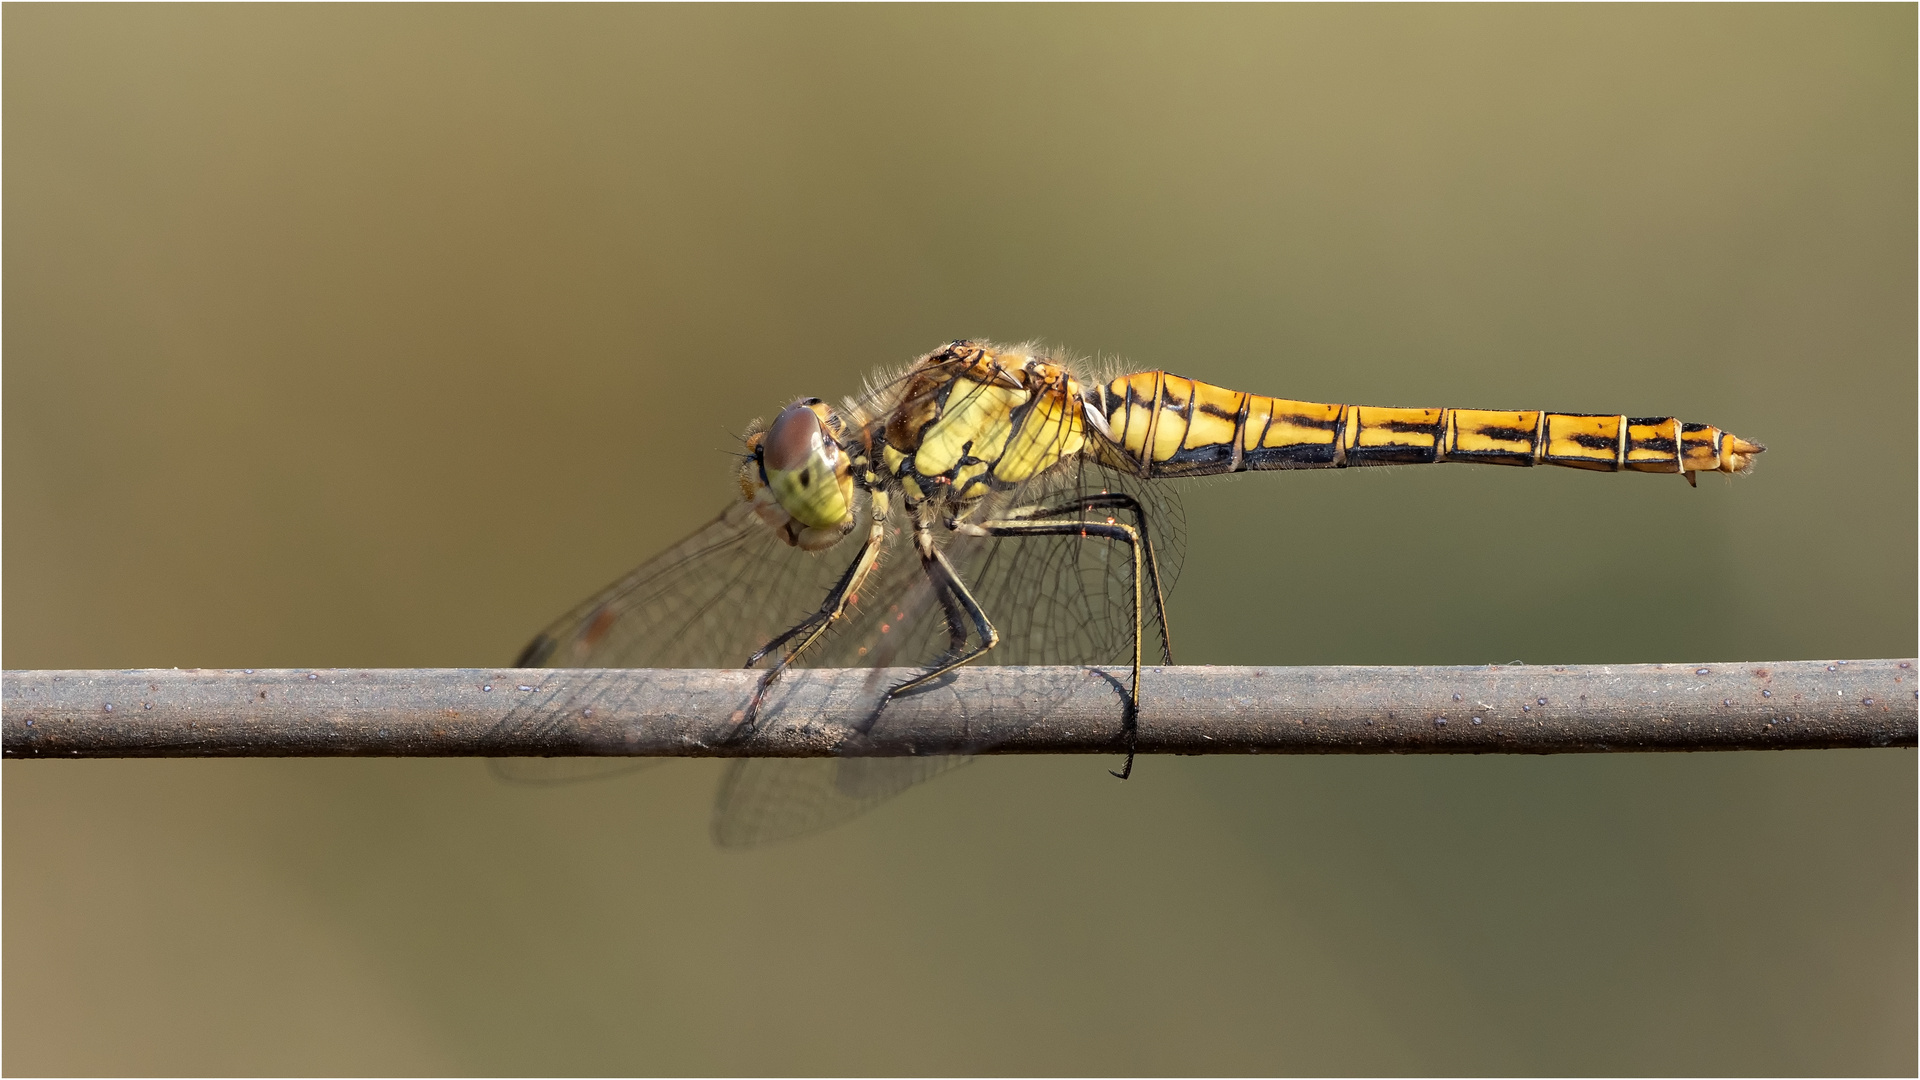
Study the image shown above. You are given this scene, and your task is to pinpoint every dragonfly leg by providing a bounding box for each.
[938,514,1149,779]
[928,563,974,659]
[885,533,1001,700]
[740,502,888,726]
[996,490,1174,665]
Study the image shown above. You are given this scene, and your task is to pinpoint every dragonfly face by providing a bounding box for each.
[742,399,857,551]
[510,338,1763,846]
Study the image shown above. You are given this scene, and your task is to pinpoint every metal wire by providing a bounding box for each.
[4,659,1912,758]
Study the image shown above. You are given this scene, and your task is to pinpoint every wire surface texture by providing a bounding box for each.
[4,660,1912,759]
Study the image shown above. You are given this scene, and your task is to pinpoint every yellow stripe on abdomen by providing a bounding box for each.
[1246,398,1343,468]
[1346,406,1445,464]
[1444,410,1542,466]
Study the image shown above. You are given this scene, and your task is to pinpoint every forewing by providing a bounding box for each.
[498,494,974,828]
[495,499,872,782]
[514,499,852,671]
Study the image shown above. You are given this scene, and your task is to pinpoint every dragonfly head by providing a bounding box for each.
[741,399,857,550]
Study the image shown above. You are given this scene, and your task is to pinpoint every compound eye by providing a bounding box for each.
[758,399,853,536]
[764,402,833,473]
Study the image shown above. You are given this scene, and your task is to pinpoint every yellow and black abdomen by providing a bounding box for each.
[1100,371,1763,480]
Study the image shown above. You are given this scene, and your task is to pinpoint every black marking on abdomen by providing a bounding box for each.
[1274,411,1340,431]
[1346,443,1439,465]
[1376,420,1443,435]
[1155,442,1237,475]
[1443,445,1535,466]
[1471,425,1535,443]
[1242,443,1340,469]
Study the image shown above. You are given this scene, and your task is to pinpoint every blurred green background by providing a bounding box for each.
[5,5,1913,1074]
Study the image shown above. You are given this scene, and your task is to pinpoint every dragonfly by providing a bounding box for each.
[506,339,1763,845]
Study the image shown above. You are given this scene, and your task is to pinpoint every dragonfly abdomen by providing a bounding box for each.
[1101,371,1763,480]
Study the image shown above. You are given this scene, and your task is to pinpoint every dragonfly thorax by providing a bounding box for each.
[740,399,858,551]
[876,342,1105,509]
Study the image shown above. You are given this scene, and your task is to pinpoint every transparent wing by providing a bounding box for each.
[948,456,1185,671]
[710,756,965,848]
[493,500,841,782]
[511,499,855,672]
[504,423,1187,847]
[498,494,976,843]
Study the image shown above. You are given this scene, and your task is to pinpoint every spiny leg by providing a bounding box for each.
[896,500,970,663]
[739,502,888,726]
[937,514,1149,779]
[885,524,1000,700]
[922,539,973,660]
[930,578,972,659]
